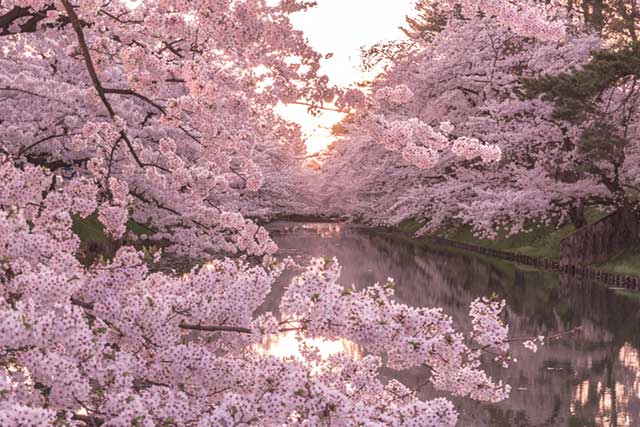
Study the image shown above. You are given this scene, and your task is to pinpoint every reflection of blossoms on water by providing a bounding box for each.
[301,223,343,238]
[570,342,640,427]
[268,222,640,427]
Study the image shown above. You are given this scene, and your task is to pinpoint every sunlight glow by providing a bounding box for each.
[571,342,640,427]
[256,318,361,371]
[276,0,416,154]
[275,103,345,154]
[125,0,415,154]
[258,329,361,362]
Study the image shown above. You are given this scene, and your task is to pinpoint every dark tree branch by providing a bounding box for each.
[179,125,203,145]
[289,101,343,112]
[59,0,170,173]
[71,413,105,427]
[103,88,165,114]
[0,86,61,101]
[59,0,114,116]
[159,40,185,58]
[98,8,143,25]
[70,296,94,310]
[0,5,55,36]
[178,322,253,334]
[16,132,67,158]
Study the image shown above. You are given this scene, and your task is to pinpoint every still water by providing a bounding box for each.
[265,222,640,427]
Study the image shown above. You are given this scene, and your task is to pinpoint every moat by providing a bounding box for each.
[266,222,640,427]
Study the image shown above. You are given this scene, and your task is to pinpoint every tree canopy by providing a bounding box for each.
[1,0,637,426]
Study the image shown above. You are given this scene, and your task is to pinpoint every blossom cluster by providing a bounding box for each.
[0,159,529,426]
[318,1,619,238]
[0,0,342,256]
[362,112,502,169]
[0,2,554,425]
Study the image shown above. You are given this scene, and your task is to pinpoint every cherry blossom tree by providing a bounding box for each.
[0,1,543,426]
[0,158,531,426]
[0,0,339,258]
[320,0,634,236]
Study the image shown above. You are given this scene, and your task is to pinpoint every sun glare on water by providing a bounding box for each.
[256,321,361,369]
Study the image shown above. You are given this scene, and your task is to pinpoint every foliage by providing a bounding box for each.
[440,209,608,259]
[0,0,339,260]
[524,45,640,201]
[401,0,450,42]
[596,248,640,276]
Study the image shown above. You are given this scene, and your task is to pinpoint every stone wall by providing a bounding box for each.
[560,206,640,266]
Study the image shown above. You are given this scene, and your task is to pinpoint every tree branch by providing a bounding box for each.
[0,5,55,36]
[103,88,165,114]
[16,132,67,158]
[289,101,344,112]
[178,322,253,334]
[59,0,114,116]
[71,413,105,427]
[60,0,170,173]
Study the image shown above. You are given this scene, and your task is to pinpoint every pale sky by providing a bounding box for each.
[276,0,416,154]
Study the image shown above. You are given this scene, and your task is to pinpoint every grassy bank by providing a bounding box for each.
[397,212,640,277]
[595,248,640,276]
[397,219,576,259]
[73,212,640,277]
[72,214,156,265]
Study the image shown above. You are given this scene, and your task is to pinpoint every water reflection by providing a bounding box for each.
[257,323,360,363]
[569,342,640,427]
[265,222,640,427]
[299,222,343,238]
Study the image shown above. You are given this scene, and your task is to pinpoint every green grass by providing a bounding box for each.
[437,222,575,260]
[429,209,609,261]
[395,208,640,277]
[72,214,153,243]
[397,218,571,258]
[72,214,154,265]
[414,220,640,277]
[127,219,152,235]
[72,214,111,244]
[396,219,423,234]
[72,214,116,265]
[394,208,615,260]
[595,248,640,276]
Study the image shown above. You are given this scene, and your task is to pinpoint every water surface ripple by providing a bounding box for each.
[266,222,640,427]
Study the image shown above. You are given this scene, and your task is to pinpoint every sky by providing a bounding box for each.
[275,0,416,154]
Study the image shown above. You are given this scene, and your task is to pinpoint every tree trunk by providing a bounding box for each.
[581,0,605,32]
[592,0,605,32]
[569,204,587,229]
